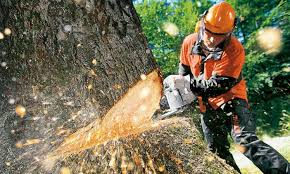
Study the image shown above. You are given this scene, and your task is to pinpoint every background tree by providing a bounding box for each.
[134,0,212,76]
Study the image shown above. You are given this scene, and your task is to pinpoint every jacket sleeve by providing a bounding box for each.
[179,34,197,76]
[191,74,241,97]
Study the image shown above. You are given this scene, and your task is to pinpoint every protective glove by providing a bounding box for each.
[190,74,205,96]
[190,73,240,98]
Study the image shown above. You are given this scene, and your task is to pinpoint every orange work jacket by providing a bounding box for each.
[179,33,248,112]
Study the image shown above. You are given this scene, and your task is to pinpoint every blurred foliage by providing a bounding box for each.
[134,0,290,136]
[134,0,212,76]
[229,0,290,136]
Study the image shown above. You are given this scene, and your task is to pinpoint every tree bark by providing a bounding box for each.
[0,0,238,173]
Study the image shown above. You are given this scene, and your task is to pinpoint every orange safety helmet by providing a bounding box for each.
[204,2,236,34]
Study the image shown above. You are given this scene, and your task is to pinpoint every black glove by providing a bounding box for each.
[190,74,205,96]
[190,73,241,98]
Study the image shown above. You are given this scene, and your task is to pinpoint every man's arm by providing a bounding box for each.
[191,74,242,97]
[178,34,197,76]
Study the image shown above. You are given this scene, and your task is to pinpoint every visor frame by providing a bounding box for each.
[204,27,231,36]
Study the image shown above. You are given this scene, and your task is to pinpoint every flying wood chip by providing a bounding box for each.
[15,105,26,118]
[48,70,162,159]
[60,167,71,174]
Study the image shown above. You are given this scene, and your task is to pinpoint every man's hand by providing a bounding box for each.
[190,74,206,96]
[163,75,185,91]
[190,73,241,98]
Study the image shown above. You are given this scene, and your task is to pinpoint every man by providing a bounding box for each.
[178,2,289,174]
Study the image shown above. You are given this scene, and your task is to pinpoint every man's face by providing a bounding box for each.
[203,28,230,49]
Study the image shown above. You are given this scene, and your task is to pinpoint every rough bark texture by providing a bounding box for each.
[0,0,238,173]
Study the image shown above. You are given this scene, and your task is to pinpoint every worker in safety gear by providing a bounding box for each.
[179,2,289,173]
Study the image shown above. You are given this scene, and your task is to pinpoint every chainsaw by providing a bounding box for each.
[156,74,196,120]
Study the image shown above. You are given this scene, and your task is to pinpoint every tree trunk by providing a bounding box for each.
[0,0,238,173]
